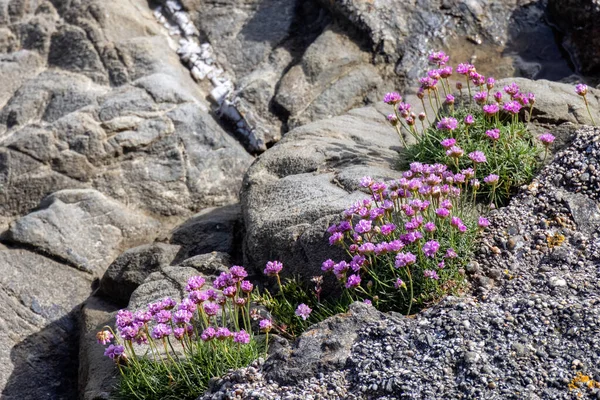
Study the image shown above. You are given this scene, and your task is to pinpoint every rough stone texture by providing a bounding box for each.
[548,0,600,76]
[168,203,244,264]
[241,104,403,280]
[500,78,600,126]
[128,252,231,311]
[0,249,93,400]
[0,0,253,226]
[78,296,119,400]
[263,302,387,385]
[4,189,161,275]
[274,26,383,130]
[97,242,181,307]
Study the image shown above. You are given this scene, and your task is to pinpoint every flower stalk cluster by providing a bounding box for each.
[387,51,554,206]
[98,266,266,398]
[322,163,489,314]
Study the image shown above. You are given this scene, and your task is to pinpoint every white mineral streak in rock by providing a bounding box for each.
[153,1,263,152]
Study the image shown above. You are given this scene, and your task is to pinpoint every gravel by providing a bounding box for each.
[200,127,600,400]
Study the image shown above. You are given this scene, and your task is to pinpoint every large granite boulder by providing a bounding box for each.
[241,104,403,280]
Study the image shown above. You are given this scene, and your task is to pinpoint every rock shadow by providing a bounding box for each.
[2,307,82,400]
[504,1,577,82]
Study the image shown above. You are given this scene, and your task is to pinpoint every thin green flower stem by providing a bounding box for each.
[393,124,408,147]
[126,341,158,393]
[428,92,440,121]
[406,266,414,316]
[584,96,597,126]
[163,338,194,387]
[420,98,432,125]
[466,78,472,105]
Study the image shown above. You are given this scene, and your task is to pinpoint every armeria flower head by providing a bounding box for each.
[436,117,458,131]
[201,327,216,341]
[223,286,237,298]
[424,270,440,280]
[216,327,232,340]
[494,91,503,102]
[116,309,134,329]
[360,176,373,188]
[230,265,248,281]
[394,278,405,289]
[151,323,172,339]
[478,216,490,228]
[473,91,487,104]
[148,301,165,315]
[575,83,588,96]
[395,252,417,267]
[468,151,486,164]
[504,82,520,96]
[483,104,499,116]
[445,248,458,258]
[471,72,486,86]
[440,66,453,77]
[134,310,152,324]
[456,63,474,75]
[428,50,449,66]
[203,302,220,316]
[383,92,402,104]
[213,272,233,289]
[419,76,438,90]
[321,259,335,272]
[104,344,125,360]
[486,77,495,89]
[259,319,273,332]
[422,240,440,257]
[173,309,193,325]
[233,330,251,344]
[178,298,196,312]
[329,232,343,245]
[464,114,475,125]
[485,128,500,140]
[240,280,254,293]
[96,330,114,345]
[503,100,522,114]
[445,94,455,105]
[436,207,450,218]
[185,276,206,292]
[484,174,499,185]
[161,297,177,309]
[189,290,209,304]
[446,145,464,158]
[538,133,555,145]
[154,309,172,324]
[295,303,312,321]
[355,219,372,233]
[345,274,361,289]
[174,327,186,340]
[428,69,441,80]
[264,260,283,276]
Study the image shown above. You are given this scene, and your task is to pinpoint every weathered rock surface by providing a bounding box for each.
[128,252,231,311]
[168,203,244,264]
[98,242,181,307]
[241,104,403,279]
[4,189,161,275]
[548,0,600,76]
[0,0,253,226]
[0,249,93,400]
[263,302,387,385]
[78,296,119,400]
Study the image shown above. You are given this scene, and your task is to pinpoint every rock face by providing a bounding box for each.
[4,189,161,275]
[241,104,403,279]
[548,0,600,76]
[0,249,93,400]
[0,0,253,226]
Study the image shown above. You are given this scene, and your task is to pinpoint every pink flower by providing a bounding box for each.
[503,101,522,114]
[383,92,402,104]
[484,174,499,185]
[446,145,464,158]
[485,128,500,140]
[422,240,440,257]
[483,104,499,116]
[436,117,458,131]
[468,151,487,164]
[346,274,361,289]
[575,83,588,96]
[295,304,312,320]
[538,133,555,145]
[264,260,283,276]
[464,114,475,125]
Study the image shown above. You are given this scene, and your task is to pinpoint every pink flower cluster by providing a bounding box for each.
[322,162,490,305]
[100,266,257,362]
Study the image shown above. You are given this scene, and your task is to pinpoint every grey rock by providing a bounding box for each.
[128,252,231,310]
[263,302,385,385]
[241,105,402,280]
[78,296,119,400]
[98,243,181,306]
[168,203,243,264]
[5,189,161,276]
[0,249,93,400]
